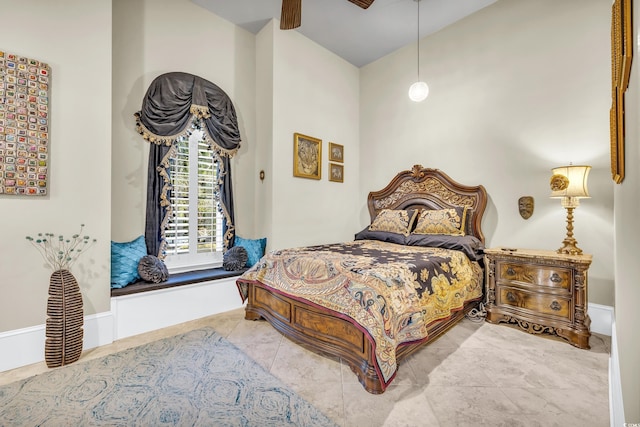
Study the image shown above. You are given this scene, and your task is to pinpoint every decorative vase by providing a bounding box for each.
[45,269,84,368]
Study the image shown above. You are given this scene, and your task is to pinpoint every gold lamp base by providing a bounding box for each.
[557,205,583,255]
[557,237,583,255]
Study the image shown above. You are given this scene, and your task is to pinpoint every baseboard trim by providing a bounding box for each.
[609,318,624,427]
[0,311,114,373]
[589,302,613,336]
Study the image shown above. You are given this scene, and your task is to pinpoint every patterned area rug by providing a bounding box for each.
[0,328,337,426]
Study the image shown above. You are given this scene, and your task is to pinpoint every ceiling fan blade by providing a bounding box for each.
[347,0,375,9]
[280,0,302,30]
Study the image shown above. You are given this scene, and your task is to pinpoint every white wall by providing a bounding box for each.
[360,0,614,306]
[254,23,275,243]
[614,0,640,422]
[256,21,361,251]
[111,0,257,243]
[0,0,112,332]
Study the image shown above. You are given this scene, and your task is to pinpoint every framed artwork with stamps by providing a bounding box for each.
[0,50,50,196]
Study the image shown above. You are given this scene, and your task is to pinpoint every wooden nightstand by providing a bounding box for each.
[484,248,592,349]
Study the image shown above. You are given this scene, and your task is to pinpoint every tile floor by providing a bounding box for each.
[0,308,611,427]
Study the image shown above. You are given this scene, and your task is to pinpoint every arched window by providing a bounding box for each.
[135,72,241,269]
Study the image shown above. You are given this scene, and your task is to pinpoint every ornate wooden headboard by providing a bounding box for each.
[367,165,488,243]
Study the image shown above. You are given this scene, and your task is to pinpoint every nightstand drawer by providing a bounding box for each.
[497,286,571,320]
[497,261,571,291]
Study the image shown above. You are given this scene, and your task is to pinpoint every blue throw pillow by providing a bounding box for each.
[111,236,147,288]
[234,236,267,267]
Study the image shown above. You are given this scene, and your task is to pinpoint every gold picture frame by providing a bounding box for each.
[293,133,322,180]
[328,142,344,163]
[329,163,344,183]
[610,0,632,184]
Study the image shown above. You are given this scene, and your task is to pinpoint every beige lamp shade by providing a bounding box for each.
[550,165,591,199]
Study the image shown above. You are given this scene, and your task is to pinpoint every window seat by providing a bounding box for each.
[110,267,248,297]
[110,267,248,340]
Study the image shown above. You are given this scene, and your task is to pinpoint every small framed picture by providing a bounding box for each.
[293,132,322,180]
[329,163,344,183]
[328,142,344,163]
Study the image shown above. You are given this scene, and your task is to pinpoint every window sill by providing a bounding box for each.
[110,267,249,297]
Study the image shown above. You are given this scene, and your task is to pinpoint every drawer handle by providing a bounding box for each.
[550,273,562,283]
[550,301,561,311]
[506,291,517,303]
[506,267,516,276]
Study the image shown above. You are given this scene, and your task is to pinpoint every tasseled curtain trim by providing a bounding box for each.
[214,157,235,251]
[135,113,240,158]
[155,144,176,259]
[134,112,184,146]
[190,104,211,119]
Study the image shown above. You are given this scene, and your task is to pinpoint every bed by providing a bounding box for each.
[236,165,488,394]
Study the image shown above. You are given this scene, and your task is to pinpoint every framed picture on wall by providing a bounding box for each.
[293,132,322,180]
[329,163,344,183]
[0,50,51,196]
[328,142,344,163]
[610,0,632,183]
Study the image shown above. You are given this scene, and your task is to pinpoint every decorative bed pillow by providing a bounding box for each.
[111,236,147,289]
[137,255,169,283]
[412,207,467,236]
[406,234,484,261]
[368,209,417,236]
[354,227,408,245]
[234,236,267,267]
[223,246,249,271]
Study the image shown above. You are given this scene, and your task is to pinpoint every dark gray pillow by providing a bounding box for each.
[405,234,484,261]
[354,226,408,245]
[223,246,249,271]
[137,255,169,283]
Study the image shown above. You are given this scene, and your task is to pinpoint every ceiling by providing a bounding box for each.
[192,0,497,68]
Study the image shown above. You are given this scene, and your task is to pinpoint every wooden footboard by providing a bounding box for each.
[241,279,479,394]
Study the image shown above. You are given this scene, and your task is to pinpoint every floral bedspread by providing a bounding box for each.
[237,240,483,389]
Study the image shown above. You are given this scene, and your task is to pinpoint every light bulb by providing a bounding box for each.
[408,81,429,102]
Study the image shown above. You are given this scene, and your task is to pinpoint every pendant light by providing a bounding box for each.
[408,0,429,102]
